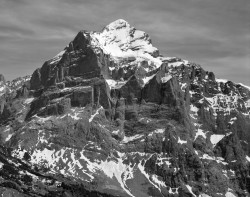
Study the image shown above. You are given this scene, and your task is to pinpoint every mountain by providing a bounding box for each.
[0,19,250,197]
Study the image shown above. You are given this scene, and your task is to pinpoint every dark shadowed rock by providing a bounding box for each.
[0,74,5,83]
[120,75,142,102]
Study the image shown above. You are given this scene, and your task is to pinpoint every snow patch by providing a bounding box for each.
[204,94,239,115]
[190,104,199,119]
[177,137,187,144]
[24,98,34,105]
[5,133,13,142]
[142,74,155,85]
[0,162,4,169]
[138,161,164,192]
[49,50,65,64]
[246,155,250,162]
[181,83,187,91]
[106,79,126,89]
[190,105,199,113]
[148,128,165,136]
[161,74,172,83]
[200,154,228,165]
[112,130,120,135]
[238,83,250,91]
[210,134,225,147]
[89,106,103,122]
[168,61,184,67]
[155,129,165,134]
[225,188,236,197]
[0,86,5,92]
[30,148,55,166]
[98,156,135,197]
[194,128,208,140]
[33,115,52,123]
[186,185,196,197]
[216,78,228,83]
[122,134,144,143]
[169,187,179,195]
[228,117,237,125]
[151,174,165,188]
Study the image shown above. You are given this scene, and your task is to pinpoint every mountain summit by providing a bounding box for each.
[91,19,159,59]
[0,19,250,197]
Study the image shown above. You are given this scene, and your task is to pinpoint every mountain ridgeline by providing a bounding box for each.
[0,19,250,197]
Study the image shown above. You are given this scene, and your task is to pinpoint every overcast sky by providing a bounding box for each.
[0,0,249,85]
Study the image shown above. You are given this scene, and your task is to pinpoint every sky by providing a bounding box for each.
[0,0,249,85]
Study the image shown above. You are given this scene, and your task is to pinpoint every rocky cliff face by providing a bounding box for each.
[0,19,249,197]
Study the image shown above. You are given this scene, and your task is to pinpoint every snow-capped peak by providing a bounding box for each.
[90,19,161,71]
[91,19,158,56]
[102,19,130,32]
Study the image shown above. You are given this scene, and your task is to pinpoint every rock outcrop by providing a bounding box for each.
[0,74,5,83]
